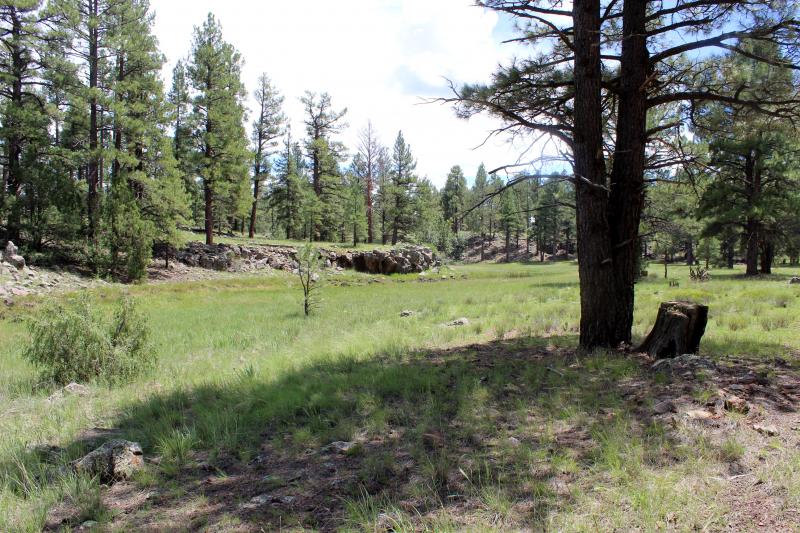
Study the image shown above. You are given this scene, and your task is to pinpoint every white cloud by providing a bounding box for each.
[150,0,538,186]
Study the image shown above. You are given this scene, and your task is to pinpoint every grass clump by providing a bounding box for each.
[22,295,153,385]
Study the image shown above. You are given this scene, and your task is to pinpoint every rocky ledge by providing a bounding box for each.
[157,242,438,275]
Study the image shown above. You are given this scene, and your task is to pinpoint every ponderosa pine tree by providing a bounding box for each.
[0,1,51,243]
[168,59,199,221]
[388,130,417,245]
[449,0,800,349]
[270,128,306,240]
[342,171,367,246]
[300,91,347,240]
[187,13,250,245]
[352,121,385,244]
[249,74,285,238]
[695,44,800,276]
[466,163,489,259]
[441,165,467,233]
[46,0,121,247]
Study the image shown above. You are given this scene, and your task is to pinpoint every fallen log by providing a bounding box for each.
[637,301,708,359]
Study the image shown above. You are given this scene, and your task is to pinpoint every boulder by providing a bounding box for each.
[3,241,25,270]
[72,440,144,483]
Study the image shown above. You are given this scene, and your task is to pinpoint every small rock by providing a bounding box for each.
[323,441,358,455]
[723,394,750,413]
[653,399,676,415]
[507,436,521,447]
[753,424,779,437]
[685,409,714,420]
[47,382,90,402]
[400,310,414,317]
[79,521,98,530]
[447,317,469,327]
[72,440,144,483]
[241,494,271,510]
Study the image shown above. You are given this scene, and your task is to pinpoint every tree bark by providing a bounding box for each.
[760,239,773,274]
[87,0,100,244]
[637,301,709,359]
[605,0,649,347]
[573,0,618,349]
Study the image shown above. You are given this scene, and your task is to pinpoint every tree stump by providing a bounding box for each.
[637,301,708,359]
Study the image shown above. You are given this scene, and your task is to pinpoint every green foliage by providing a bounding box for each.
[188,13,251,241]
[297,243,324,316]
[23,295,153,384]
[387,131,418,245]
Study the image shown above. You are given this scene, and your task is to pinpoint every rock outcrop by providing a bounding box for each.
[158,242,438,275]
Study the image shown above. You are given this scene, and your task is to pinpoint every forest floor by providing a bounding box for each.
[1,262,800,531]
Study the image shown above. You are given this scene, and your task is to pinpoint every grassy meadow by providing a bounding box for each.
[1,262,800,531]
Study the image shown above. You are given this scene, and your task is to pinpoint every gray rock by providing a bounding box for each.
[753,424,779,436]
[47,382,90,402]
[400,310,414,317]
[447,318,470,327]
[653,399,676,415]
[72,440,144,482]
[322,441,358,454]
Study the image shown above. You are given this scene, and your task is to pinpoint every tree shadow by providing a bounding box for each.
[38,335,800,531]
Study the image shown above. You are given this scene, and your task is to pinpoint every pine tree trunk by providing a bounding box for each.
[745,220,759,276]
[5,9,24,242]
[637,301,709,359]
[573,0,625,349]
[760,240,773,274]
[87,0,100,245]
[204,182,214,245]
[603,0,648,348]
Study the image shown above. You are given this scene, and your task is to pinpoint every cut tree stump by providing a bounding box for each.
[637,301,708,359]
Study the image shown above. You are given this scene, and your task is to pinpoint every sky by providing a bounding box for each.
[149,0,526,187]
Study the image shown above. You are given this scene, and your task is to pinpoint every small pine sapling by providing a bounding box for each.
[297,243,324,316]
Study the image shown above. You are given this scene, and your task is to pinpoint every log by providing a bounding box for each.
[637,301,708,359]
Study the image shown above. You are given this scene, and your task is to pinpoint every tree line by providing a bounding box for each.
[0,0,577,280]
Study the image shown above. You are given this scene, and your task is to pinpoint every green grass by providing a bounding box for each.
[1,262,800,530]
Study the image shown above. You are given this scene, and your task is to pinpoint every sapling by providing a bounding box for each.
[296,243,324,316]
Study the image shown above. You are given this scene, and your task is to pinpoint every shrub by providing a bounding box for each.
[23,295,154,384]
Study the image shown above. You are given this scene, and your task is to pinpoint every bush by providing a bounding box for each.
[23,295,154,384]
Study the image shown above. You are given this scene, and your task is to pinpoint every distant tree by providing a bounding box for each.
[413,177,448,251]
[441,165,467,233]
[373,147,392,244]
[249,74,285,238]
[695,44,800,276]
[388,131,417,245]
[499,186,521,262]
[300,91,347,241]
[187,13,250,245]
[270,128,306,240]
[168,60,199,221]
[342,172,367,246]
[352,121,386,243]
[466,164,490,259]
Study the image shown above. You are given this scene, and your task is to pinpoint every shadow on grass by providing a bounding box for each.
[38,335,799,531]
